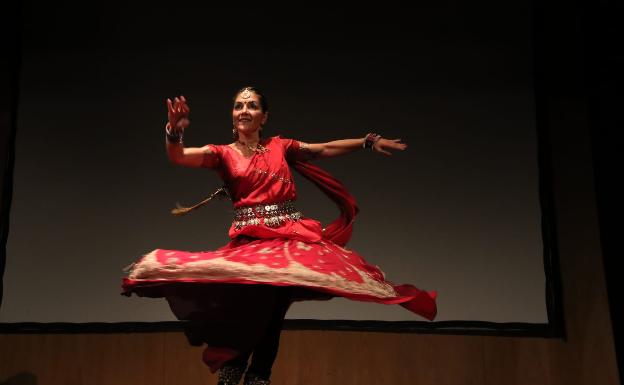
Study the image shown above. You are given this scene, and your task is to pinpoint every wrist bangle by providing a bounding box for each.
[166,126,184,144]
[363,133,381,149]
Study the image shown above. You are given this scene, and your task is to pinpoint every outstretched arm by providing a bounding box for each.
[165,95,217,168]
[301,135,407,160]
[167,141,215,168]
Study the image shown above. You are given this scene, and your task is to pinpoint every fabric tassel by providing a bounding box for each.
[171,186,231,216]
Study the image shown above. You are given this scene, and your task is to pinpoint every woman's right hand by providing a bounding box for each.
[166,95,190,133]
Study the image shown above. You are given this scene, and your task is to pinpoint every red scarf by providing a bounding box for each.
[293,161,358,247]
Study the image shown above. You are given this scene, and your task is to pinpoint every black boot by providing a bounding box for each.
[243,372,271,385]
[217,364,247,385]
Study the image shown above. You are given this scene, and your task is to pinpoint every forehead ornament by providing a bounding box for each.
[241,89,252,99]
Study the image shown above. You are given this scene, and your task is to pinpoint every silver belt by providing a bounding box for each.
[234,200,302,229]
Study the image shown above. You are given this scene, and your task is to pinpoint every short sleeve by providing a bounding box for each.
[279,136,307,162]
[201,144,222,169]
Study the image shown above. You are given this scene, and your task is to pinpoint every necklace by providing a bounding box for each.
[237,140,268,154]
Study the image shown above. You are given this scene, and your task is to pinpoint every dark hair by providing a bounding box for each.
[234,86,269,112]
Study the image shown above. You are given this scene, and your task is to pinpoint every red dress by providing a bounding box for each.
[122,136,436,370]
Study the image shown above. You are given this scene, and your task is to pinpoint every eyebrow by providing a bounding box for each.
[234,100,259,107]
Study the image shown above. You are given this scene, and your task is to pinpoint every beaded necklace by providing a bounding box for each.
[237,140,268,154]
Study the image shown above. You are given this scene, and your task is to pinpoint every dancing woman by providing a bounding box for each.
[122,87,437,385]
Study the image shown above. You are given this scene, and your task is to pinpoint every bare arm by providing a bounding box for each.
[302,136,407,159]
[164,95,219,168]
[166,140,215,168]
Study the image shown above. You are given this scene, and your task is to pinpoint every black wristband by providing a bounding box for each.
[363,133,381,149]
[166,126,183,144]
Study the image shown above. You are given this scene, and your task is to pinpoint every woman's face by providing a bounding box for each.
[232,91,268,137]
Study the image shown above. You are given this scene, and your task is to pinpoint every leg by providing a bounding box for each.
[217,351,250,385]
[214,285,287,385]
[166,284,279,373]
[245,287,292,383]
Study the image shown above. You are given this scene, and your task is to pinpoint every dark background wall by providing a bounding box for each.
[1,0,548,324]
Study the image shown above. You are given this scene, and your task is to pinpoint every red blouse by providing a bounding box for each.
[201,136,323,242]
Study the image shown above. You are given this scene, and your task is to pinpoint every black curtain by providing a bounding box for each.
[0,0,23,308]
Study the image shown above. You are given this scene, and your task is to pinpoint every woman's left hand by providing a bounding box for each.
[373,138,407,156]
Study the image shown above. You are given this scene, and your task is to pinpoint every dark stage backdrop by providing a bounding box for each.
[0,2,545,323]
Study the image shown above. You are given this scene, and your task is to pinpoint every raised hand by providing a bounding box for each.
[373,138,407,156]
[166,95,190,133]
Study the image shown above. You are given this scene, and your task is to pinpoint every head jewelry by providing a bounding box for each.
[241,88,252,99]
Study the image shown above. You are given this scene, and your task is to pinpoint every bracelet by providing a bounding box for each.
[166,125,184,144]
[363,133,381,149]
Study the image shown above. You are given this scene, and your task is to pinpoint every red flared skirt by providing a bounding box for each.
[122,236,436,318]
[122,236,436,371]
